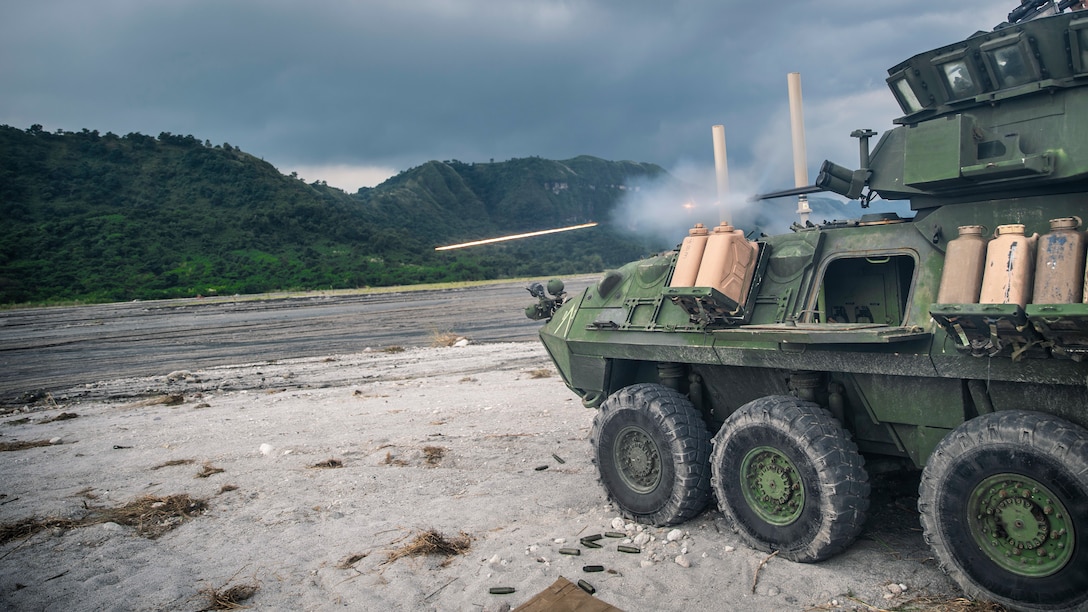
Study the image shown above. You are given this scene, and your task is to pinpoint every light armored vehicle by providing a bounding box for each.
[527,4,1088,610]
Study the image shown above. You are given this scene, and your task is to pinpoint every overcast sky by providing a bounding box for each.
[2,1,1013,194]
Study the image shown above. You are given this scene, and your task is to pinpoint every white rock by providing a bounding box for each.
[259,443,275,455]
[666,528,684,542]
[639,560,655,568]
[453,338,470,347]
[887,583,905,595]
[681,546,688,555]
[724,546,735,553]
[553,538,565,544]
[49,437,63,445]
[610,517,626,530]
[625,523,635,531]
[766,586,779,597]
[633,533,650,547]
[674,555,691,568]
[489,554,501,566]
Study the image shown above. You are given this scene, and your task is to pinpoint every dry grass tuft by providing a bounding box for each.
[199,582,259,610]
[196,463,225,478]
[41,412,79,423]
[0,517,78,545]
[527,368,553,379]
[152,458,196,470]
[380,345,406,353]
[385,529,472,565]
[886,596,1008,611]
[0,439,55,452]
[0,493,207,544]
[94,493,207,539]
[310,458,343,469]
[430,331,466,347]
[217,484,238,495]
[459,376,477,383]
[422,446,446,466]
[337,553,367,569]
[120,394,185,409]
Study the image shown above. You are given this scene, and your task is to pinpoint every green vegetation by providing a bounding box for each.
[0,125,669,304]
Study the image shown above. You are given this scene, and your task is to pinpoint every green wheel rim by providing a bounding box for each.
[968,473,1074,577]
[613,425,661,494]
[739,445,805,525]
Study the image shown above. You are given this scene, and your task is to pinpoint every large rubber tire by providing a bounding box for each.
[710,395,870,562]
[918,411,1088,612]
[591,383,712,526]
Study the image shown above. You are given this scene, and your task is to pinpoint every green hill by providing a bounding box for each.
[0,125,671,304]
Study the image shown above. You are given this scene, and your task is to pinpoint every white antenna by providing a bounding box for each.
[787,72,811,226]
[711,124,729,224]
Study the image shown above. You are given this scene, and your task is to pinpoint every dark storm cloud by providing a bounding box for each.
[1,0,1011,189]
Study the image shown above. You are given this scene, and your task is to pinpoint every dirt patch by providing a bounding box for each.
[0,439,55,452]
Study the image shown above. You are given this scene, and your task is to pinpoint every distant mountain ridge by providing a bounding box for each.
[0,125,669,303]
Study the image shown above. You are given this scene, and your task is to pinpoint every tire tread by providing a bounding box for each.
[590,383,712,526]
[710,395,870,562]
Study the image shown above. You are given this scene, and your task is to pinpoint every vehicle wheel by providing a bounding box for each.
[710,395,869,562]
[918,411,1088,611]
[591,383,712,526]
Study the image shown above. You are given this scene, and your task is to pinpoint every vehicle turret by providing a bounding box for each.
[815,9,1088,209]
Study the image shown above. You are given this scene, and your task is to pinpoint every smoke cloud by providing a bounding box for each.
[612,86,913,248]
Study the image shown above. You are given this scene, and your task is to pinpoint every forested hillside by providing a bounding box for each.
[0,125,669,304]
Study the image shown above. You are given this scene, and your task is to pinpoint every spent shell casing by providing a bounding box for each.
[489,587,515,595]
[577,579,596,594]
[617,545,641,553]
[582,565,605,572]
[604,531,625,538]
[552,453,566,464]
[580,540,602,549]
[581,533,604,542]
[558,547,581,555]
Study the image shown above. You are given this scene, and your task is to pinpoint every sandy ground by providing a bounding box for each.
[0,341,965,611]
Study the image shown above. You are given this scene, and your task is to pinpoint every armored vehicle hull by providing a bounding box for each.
[528,7,1088,611]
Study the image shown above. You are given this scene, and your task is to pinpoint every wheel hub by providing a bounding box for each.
[740,446,804,526]
[968,474,1074,577]
[614,426,661,494]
